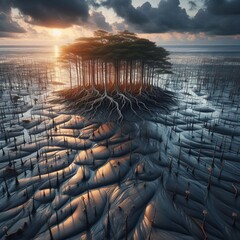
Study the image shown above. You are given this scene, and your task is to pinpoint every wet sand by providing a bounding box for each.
[0,57,240,239]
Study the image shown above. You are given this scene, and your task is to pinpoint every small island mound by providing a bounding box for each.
[54,30,175,120]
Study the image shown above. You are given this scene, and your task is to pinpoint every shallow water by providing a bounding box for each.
[0,45,240,239]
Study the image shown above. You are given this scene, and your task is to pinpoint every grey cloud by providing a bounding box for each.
[0,12,25,33]
[206,0,240,15]
[188,1,197,11]
[193,8,240,35]
[0,0,26,37]
[102,0,191,33]
[0,0,11,12]
[0,0,112,38]
[1,0,240,37]
[102,0,148,24]
[90,11,112,31]
[0,32,15,38]
[11,0,89,28]
[101,0,240,35]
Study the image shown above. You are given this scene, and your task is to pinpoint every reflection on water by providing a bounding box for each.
[54,45,60,58]
[0,45,71,91]
[0,45,62,62]
[53,45,69,89]
[0,45,240,91]
[165,45,240,55]
[54,45,60,84]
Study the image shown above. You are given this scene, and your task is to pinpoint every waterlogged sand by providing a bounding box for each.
[1,59,240,239]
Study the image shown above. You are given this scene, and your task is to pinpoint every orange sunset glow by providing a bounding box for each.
[0,0,240,45]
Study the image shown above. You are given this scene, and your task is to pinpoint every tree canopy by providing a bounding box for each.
[56,31,175,121]
[61,30,172,93]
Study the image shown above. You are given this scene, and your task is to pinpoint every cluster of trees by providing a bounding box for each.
[61,30,172,93]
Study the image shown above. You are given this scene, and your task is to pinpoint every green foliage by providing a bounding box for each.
[62,30,171,73]
[61,30,172,92]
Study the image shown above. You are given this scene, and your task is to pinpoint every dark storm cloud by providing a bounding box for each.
[101,0,240,35]
[0,12,25,33]
[148,0,190,32]
[0,0,26,37]
[206,0,240,15]
[102,0,190,32]
[0,32,13,37]
[91,11,112,31]
[193,8,240,35]
[188,1,197,11]
[1,0,240,37]
[0,0,11,12]
[0,0,112,37]
[11,0,89,28]
[102,0,148,24]
[191,0,240,35]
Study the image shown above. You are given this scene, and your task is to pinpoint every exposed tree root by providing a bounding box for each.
[50,85,177,122]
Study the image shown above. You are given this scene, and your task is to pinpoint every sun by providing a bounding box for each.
[52,29,62,38]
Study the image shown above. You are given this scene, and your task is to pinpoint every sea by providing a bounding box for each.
[1,45,240,59]
[0,45,240,89]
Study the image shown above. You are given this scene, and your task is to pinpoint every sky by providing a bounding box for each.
[0,0,240,45]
